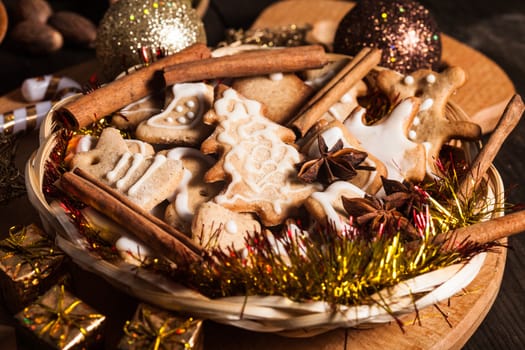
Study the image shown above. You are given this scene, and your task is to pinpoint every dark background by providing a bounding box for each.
[0,0,524,349]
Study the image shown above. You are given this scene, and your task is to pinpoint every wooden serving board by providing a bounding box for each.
[0,1,512,349]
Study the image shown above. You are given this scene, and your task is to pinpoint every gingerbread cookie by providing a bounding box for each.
[375,67,481,174]
[135,82,214,146]
[191,202,261,252]
[65,133,155,167]
[231,73,312,125]
[304,181,366,233]
[322,80,367,123]
[300,119,386,194]
[344,97,427,183]
[162,147,224,235]
[201,86,320,226]
[111,93,164,130]
[70,127,184,212]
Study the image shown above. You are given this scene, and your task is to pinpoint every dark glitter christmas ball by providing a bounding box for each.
[333,0,442,74]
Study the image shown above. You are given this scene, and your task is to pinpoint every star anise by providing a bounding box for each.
[342,192,418,239]
[381,176,427,217]
[297,136,375,185]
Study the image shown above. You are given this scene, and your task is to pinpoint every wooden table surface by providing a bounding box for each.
[0,1,524,349]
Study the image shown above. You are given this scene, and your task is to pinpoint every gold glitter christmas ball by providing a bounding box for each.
[333,0,441,74]
[96,0,206,79]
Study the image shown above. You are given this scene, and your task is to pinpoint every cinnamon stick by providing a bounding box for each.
[288,47,382,137]
[458,94,524,201]
[55,43,211,129]
[440,209,525,248]
[162,45,329,86]
[60,169,202,265]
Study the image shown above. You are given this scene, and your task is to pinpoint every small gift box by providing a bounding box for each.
[0,224,67,313]
[118,303,203,350]
[14,284,106,350]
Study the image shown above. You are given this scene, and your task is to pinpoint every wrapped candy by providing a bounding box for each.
[0,224,67,313]
[20,75,81,103]
[0,75,81,135]
[0,101,53,135]
[119,303,203,350]
[15,284,106,350]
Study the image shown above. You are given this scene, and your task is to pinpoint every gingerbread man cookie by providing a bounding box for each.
[201,86,320,226]
[376,67,481,174]
[136,82,214,146]
[344,97,427,183]
[70,127,184,212]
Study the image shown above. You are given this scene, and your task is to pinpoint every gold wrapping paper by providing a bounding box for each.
[0,224,66,313]
[119,303,203,350]
[14,284,106,350]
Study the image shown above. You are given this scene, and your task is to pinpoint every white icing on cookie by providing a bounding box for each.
[177,116,188,124]
[107,152,132,183]
[76,135,95,153]
[146,83,210,129]
[116,153,145,190]
[170,169,193,221]
[125,139,152,155]
[269,72,284,81]
[426,74,436,84]
[166,147,216,223]
[344,98,426,182]
[403,75,415,85]
[119,95,162,119]
[326,83,365,122]
[310,181,365,233]
[420,98,434,111]
[128,154,167,196]
[225,220,238,234]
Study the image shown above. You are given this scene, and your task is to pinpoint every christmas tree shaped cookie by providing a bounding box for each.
[201,87,319,226]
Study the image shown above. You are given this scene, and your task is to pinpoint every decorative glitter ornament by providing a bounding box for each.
[96,0,206,80]
[333,0,442,74]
